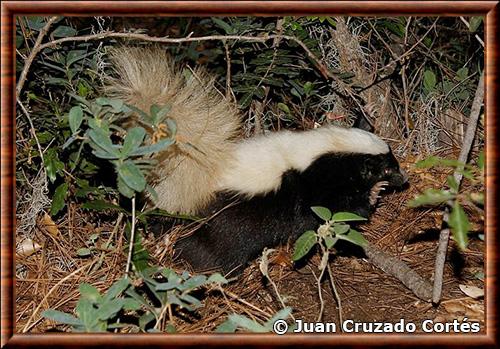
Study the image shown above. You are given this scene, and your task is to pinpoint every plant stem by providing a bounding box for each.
[125,196,136,278]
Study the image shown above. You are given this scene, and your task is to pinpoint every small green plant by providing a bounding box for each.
[409,153,484,250]
[292,207,368,263]
[65,96,176,200]
[42,278,141,332]
[216,307,293,333]
[292,207,368,321]
[42,268,229,332]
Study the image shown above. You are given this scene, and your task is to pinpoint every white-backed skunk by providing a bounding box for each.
[106,47,408,274]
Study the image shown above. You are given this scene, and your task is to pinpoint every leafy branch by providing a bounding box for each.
[293,207,367,322]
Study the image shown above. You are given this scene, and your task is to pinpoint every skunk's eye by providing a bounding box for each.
[384,168,391,175]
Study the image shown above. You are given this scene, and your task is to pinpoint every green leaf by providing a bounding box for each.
[264,307,293,327]
[122,298,142,311]
[50,182,68,216]
[277,103,290,114]
[145,184,159,206]
[292,230,317,261]
[97,299,124,321]
[207,273,229,285]
[225,314,268,333]
[332,223,350,235]
[26,17,47,30]
[95,97,123,111]
[448,201,470,250]
[91,149,120,160]
[211,17,233,34]
[103,278,130,302]
[129,138,175,157]
[88,128,121,158]
[42,309,83,326]
[122,127,146,156]
[67,50,92,67]
[409,188,455,207]
[68,93,91,108]
[125,289,151,312]
[179,293,202,309]
[311,206,332,221]
[331,212,367,222]
[415,156,441,168]
[125,104,151,122]
[117,175,135,198]
[324,235,337,249]
[139,312,156,330]
[469,17,483,32]
[79,283,101,303]
[303,82,313,96]
[153,104,171,124]
[77,247,92,257]
[165,118,177,137]
[447,175,459,194]
[76,298,104,332]
[215,318,238,333]
[52,25,77,37]
[337,229,368,247]
[423,70,436,93]
[456,67,469,81]
[117,161,147,193]
[44,149,64,183]
[180,275,207,291]
[68,106,83,134]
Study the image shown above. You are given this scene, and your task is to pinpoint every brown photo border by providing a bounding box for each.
[1,1,498,347]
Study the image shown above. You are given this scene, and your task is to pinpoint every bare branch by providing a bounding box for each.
[364,243,433,301]
[16,16,59,99]
[432,71,484,304]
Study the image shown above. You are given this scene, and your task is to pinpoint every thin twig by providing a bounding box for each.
[432,71,484,304]
[259,249,295,320]
[326,263,343,329]
[125,196,136,277]
[224,42,233,102]
[30,31,332,81]
[16,16,59,99]
[17,100,46,174]
[222,289,272,318]
[315,254,328,322]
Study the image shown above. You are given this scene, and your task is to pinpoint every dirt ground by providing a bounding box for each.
[15,157,485,334]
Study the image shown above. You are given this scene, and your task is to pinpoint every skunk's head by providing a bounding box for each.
[361,150,408,190]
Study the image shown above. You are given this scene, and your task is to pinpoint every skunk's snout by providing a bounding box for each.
[386,168,409,189]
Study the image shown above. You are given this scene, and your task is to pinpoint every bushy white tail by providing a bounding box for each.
[106,47,241,213]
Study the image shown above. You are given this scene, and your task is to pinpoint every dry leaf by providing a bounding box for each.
[17,239,42,257]
[42,212,60,237]
[459,284,484,299]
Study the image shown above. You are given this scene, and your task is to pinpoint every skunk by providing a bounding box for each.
[175,126,407,274]
[106,47,407,275]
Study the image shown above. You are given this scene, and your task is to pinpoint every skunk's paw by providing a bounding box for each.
[369,181,389,206]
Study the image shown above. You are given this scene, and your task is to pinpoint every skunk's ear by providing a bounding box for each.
[353,115,374,132]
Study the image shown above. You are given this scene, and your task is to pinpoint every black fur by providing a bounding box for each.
[174,150,407,274]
